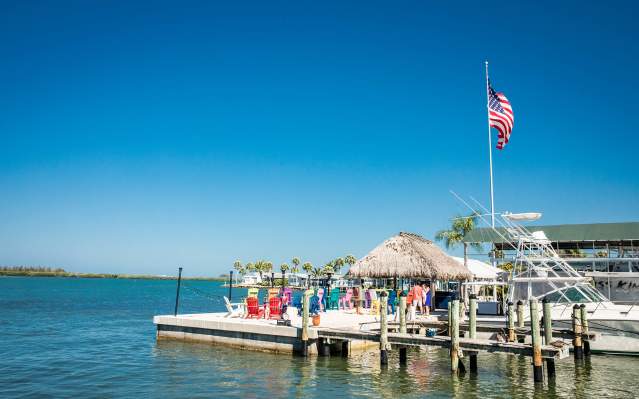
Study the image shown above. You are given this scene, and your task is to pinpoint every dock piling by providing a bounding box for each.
[341,340,349,358]
[228,270,233,301]
[450,299,461,373]
[399,291,407,365]
[448,301,452,337]
[507,302,515,342]
[542,297,556,380]
[174,267,183,316]
[516,300,524,329]
[530,299,543,383]
[572,304,584,360]
[469,294,478,373]
[379,291,389,366]
[580,304,591,356]
[301,289,310,357]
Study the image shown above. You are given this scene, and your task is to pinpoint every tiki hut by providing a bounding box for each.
[348,232,472,281]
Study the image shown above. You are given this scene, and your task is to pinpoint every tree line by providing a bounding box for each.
[232,255,358,280]
[0,266,66,273]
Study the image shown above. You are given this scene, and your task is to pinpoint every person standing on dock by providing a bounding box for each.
[412,282,424,316]
[422,282,431,316]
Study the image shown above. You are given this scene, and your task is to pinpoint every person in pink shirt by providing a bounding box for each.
[412,283,424,315]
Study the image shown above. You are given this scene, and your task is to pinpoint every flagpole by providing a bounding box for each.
[485,60,495,229]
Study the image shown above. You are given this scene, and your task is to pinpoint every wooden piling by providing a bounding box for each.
[379,291,389,366]
[542,297,556,380]
[469,294,478,373]
[399,291,407,365]
[516,300,524,329]
[450,299,461,373]
[341,340,349,357]
[448,301,452,337]
[580,304,591,356]
[530,299,543,383]
[507,302,516,342]
[572,304,584,359]
[301,289,310,357]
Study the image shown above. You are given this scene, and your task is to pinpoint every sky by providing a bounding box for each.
[1,1,638,276]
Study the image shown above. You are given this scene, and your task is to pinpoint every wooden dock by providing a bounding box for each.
[316,328,569,359]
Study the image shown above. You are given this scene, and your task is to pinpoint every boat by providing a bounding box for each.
[459,203,639,355]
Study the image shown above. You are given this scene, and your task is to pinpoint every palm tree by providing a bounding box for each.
[291,257,300,273]
[344,254,356,272]
[333,257,344,274]
[312,267,323,278]
[280,263,289,286]
[302,262,313,287]
[245,262,255,273]
[233,261,243,281]
[435,212,482,250]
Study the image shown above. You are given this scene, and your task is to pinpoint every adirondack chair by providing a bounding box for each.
[280,287,293,306]
[224,296,244,318]
[247,288,259,298]
[245,296,264,319]
[387,290,397,315]
[268,297,282,320]
[317,288,325,311]
[268,288,280,300]
[364,289,371,308]
[309,295,321,315]
[369,289,380,316]
[339,288,353,310]
[328,289,340,310]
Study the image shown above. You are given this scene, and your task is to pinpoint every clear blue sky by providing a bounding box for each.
[1,1,638,276]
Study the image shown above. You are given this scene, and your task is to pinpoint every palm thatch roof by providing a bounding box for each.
[348,232,472,280]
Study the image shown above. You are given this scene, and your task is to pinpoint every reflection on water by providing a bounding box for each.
[2,277,638,398]
[152,339,639,399]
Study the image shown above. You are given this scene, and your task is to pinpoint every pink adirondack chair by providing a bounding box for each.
[317,288,324,311]
[339,288,353,310]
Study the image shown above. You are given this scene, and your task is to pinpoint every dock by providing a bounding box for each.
[154,294,594,383]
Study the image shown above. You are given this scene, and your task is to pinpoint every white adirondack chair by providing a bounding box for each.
[224,296,244,318]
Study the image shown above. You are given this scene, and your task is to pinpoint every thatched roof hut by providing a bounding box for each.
[348,232,472,280]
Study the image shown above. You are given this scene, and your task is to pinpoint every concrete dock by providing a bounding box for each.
[154,309,384,355]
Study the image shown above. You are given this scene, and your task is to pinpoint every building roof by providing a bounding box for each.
[348,232,472,280]
[463,222,639,247]
[452,257,502,280]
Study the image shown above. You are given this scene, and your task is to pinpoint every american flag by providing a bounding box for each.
[488,81,514,150]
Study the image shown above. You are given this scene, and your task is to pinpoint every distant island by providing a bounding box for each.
[0,266,227,281]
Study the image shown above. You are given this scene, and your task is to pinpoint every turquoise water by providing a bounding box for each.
[2,277,637,398]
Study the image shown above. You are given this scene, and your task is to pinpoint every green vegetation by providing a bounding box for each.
[0,266,225,281]
[435,212,482,250]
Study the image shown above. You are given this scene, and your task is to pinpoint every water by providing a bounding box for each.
[1,277,637,398]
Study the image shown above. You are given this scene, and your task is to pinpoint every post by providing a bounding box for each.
[301,289,310,357]
[341,340,349,358]
[507,302,515,342]
[271,272,275,288]
[379,291,389,366]
[469,294,478,373]
[174,267,183,316]
[530,299,543,383]
[228,270,233,301]
[448,301,452,337]
[485,61,496,232]
[542,297,555,379]
[572,304,584,359]
[516,300,524,329]
[580,304,591,356]
[450,299,461,373]
[399,291,407,365]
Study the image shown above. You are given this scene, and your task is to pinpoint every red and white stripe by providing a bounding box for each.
[490,93,514,150]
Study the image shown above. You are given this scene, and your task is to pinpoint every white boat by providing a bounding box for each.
[460,205,639,355]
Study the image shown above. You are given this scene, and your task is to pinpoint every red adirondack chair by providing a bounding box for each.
[245,296,264,319]
[268,297,282,320]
